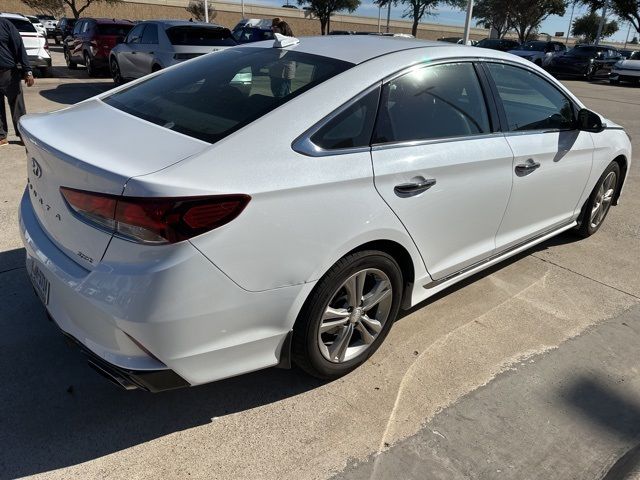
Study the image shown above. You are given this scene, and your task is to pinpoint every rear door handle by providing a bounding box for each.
[394,178,436,197]
[515,160,541,176]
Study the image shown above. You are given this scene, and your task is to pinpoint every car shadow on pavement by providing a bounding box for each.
[563,377,640,480]
[39,81,114,105]
[0,248,325,479]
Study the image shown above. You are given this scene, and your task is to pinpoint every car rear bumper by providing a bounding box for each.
[19,189,307,388]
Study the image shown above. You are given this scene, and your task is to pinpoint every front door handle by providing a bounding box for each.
[515,159,541,176]
[394,178,436,197]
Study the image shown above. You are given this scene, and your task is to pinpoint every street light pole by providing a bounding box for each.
[386,0,391,33]
[462,0,474,45]
[565,1,575,45]
[204,0,209,22]
[378,4,382,33]
[595,0,608,46]
[242,0,245,19]
[623,22,632,49]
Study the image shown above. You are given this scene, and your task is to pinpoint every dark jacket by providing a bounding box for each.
[0,17,31,71]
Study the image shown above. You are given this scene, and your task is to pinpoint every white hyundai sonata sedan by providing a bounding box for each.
[19,36,631,391]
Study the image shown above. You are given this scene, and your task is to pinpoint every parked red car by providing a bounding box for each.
[64,18,134,76]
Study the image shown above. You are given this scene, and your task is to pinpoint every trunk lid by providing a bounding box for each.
[20,32,42,53]
[20,99,209,270]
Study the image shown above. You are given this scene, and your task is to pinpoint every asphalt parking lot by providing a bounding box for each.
[1,47,639,480]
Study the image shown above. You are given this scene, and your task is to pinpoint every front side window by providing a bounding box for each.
[310,88,380,150]
[486,63,574,131]
[97,23,133,37]
[126,24,145,44]
[373,62,491,144]
[104,48,352,144]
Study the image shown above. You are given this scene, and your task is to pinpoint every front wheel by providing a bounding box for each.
[292,250,403,379]
[576,161,620,238]
[64,48,77,69]
[85,53,97,77]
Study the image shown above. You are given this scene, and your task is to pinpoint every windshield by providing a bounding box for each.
[97,24,133,36]
[477,39,501,48]
[6,18,36,33]
[630,51,640,61]
[166,26,236,46]
[104,48,352,144]
[566,46,600,58]
[520,42,546,52]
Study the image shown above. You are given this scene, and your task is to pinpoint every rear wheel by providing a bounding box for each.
[64,48,77,69]
[110,58,123,85]
[610,78,620,85]
[292,250,403,379]
[576,161,620,237]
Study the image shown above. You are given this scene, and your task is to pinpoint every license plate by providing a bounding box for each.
[30,261,50,306]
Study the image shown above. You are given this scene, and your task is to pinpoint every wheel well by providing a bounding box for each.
[613,155,628,205]
[347,240,416,296]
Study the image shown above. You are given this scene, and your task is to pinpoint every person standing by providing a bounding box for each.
[0,16,35,147]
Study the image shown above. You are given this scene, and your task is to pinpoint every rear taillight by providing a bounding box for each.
[60,187,250,244]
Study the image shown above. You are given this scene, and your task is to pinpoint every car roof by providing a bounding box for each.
[144,19,226,28]
[79,18,134,24]
[246,35,452,64]
[0,13,30,20]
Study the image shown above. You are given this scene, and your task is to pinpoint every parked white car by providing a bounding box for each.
[19,36,631,391]
[610,50,640,85]
[0,13,51,76]
[25,15,47,38]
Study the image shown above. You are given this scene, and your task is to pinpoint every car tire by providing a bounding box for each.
[55,36,61,45]
[85,53,97,77]
[64,48,77,69]
[576,161,621,238]
[292,250,403,380]
[610,77,620,85]
[110,58,123,85]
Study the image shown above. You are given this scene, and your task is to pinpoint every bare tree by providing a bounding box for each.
[20,0,65,17]
[186,0,217,22]
[398,0,465,37]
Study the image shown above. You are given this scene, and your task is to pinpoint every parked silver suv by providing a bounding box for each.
[109,20,237,84]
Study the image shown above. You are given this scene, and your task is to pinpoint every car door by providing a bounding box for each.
[69,20,83,62]
[370,62,514,280]
[136,23,158,76]
[484,62,593,250]
[118,24,145,78]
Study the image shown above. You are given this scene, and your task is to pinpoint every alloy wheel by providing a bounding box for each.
[318,268,393,363]
[589,171,617,229]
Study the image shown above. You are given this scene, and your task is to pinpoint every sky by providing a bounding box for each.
[250,0,637,43]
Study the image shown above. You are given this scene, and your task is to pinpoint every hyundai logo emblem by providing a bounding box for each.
[32,158,42,178]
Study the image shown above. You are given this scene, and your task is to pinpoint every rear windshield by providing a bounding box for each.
[37,15,55,20]
[97,24,133,36]
[7,19,37,33]
[167,26,236,46]
[103,47,352,144]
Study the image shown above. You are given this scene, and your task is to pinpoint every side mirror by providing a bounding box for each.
[577,108,605,133]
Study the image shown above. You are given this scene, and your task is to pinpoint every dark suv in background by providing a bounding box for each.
[64,18,134,76]
[546,44,623,80]
[54,17,76,45]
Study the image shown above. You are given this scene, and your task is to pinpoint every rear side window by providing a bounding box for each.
[7,19,36,33]
[97,24,133,36]
[141,24,158,44]
[486,63,574,131]
[104,48,352,144]
[311,88,380,150]
[167,26,236,46]
[373,62,491,144]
